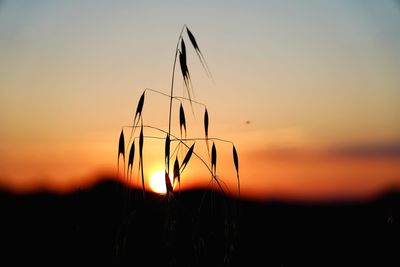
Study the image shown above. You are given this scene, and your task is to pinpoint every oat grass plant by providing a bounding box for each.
[115,25,240,265]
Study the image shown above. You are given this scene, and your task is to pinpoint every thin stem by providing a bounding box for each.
[131,135,166,141]
[171,137,233,144]
[175,96,206,107]
[145,88,206,107]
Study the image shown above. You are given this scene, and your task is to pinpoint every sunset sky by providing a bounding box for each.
[1,1,399,201]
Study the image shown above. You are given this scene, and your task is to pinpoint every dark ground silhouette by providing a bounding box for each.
[1,179,399,266]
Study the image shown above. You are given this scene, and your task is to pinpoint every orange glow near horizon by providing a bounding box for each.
[1,147,399,202]
[128,143,400,201]
[1,2,400,202]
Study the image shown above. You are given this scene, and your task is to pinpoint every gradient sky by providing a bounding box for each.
[1,0,400,201]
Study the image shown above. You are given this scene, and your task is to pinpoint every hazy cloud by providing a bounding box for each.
[251,143,400,161]
[330,144,400,158]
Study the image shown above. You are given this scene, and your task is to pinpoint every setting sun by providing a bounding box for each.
[149,170,174,194]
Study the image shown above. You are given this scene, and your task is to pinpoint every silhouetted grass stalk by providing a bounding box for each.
[116,25,240,265]
[117,25,240,198]
[117,25,240,200]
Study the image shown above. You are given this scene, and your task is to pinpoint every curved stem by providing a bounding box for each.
[171,137,233,144]
[145,88,206,107]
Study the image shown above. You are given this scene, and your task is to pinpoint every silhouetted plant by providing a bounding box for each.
[115,25,240,265]
[117,25,240,199]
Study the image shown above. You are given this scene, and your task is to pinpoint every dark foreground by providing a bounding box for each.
[1,180,399,266]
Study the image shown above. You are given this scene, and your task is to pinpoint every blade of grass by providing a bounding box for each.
[173,157,180,190]
[204,108,210,158]
[127,91,145,153]
[211,142,217,175]
[179,39,194,112]
[233,145,240,196]
[128,141,135,177]
[139,125,145,195]
[165,133,171,191]
[179,51,192,104]
[134,92,145,126]
[118,129,125,178]
[180,143,195,173]
[186,26,212,80]
[165,134,170,166]
[179,103,186,138]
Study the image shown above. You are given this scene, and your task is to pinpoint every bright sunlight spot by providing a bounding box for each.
[149,170,173,194]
